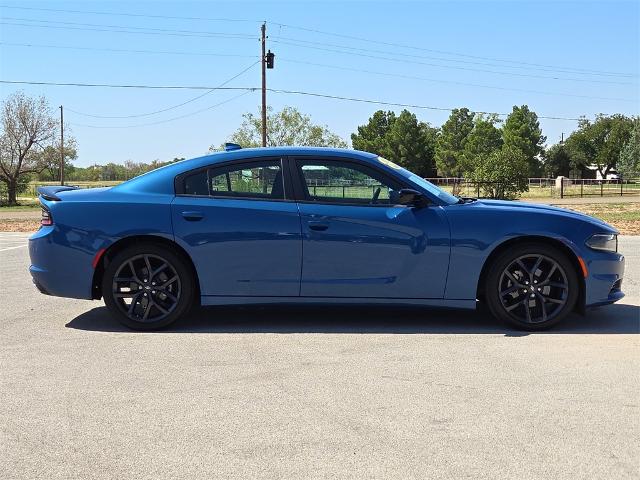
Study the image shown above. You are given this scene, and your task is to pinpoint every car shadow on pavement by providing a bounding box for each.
[66,303,640,335]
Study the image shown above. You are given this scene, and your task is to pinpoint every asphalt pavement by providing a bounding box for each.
[1,234,638,479]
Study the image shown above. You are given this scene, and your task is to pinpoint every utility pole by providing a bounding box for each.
[261,22,267,147]
[59,105,64,185]
[560,132,564,145]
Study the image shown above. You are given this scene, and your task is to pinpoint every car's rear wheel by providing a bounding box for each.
[485,243,579,330]
[102,243,195,330]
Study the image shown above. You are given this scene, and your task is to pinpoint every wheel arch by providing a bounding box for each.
[476,235,585,313]
[91,235,201,303]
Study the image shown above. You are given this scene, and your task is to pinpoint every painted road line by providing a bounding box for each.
[0,245,27,252]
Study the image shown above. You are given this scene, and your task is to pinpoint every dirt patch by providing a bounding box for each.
[0,219,39,233]
[607,221,640,235]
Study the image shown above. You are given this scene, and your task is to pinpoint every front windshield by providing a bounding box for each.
[376,157,459,205]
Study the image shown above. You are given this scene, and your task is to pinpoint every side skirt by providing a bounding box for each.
[200,296,477,309]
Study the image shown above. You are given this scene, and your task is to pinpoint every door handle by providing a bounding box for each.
[308,221,329,231]
[181,210,204,221]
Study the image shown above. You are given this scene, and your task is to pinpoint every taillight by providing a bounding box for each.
[41,207,53,226]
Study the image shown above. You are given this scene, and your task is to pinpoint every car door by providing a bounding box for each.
[290,157,450,299]
[171,158,302,297]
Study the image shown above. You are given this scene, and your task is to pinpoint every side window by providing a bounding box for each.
[182,160,285,199]
[297,160,400,205]
[183,170,208,196]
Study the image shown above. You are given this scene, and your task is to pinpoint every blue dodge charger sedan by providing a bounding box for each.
[29,145,624,330]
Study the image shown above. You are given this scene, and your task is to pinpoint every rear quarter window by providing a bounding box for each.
[183,170,209,196]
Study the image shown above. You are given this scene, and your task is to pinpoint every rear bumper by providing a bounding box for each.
[28,226,95,299]
[584,252,625,307]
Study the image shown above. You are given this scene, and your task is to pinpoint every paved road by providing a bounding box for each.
[1,234,638,480]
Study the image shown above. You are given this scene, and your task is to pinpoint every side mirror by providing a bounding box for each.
[394,188,429,207]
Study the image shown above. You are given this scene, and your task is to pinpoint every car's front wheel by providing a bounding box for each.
[485,243,579,330]
[102,243,195,330]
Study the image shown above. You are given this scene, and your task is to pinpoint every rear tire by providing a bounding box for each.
[102,243,195,330]
[485,243,579,331]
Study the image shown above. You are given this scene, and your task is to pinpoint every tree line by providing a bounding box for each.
[351,107,638,198]
[1,91,639,205]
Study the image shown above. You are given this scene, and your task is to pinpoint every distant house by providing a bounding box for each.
[585,164,620,180]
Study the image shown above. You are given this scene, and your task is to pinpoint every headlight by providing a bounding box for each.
[585,233,618,253]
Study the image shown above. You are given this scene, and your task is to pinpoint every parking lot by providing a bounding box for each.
[1,233,638,479]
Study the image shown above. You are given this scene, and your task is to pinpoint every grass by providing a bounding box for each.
[566,203,640,235]
[0,200,40,210]
[566,203,640,222]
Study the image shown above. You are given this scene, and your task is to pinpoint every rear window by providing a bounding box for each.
[181,160,285,200]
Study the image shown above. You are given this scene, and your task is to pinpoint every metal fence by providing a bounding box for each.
[24,181,121,198]
[2,177,639,205]
[425,178,640,199]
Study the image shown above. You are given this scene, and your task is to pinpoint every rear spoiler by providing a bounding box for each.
[37,185,79,201]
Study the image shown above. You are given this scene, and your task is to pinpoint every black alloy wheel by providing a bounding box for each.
[486,243,579,330]
[102,244,195,330]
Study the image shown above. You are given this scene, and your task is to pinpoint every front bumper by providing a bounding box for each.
[584,251,625,307]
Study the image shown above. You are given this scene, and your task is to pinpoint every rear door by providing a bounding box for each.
[171,158,302,297]
[290,157,450,299]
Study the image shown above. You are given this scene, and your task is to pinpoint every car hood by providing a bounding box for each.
[472,199,616,232]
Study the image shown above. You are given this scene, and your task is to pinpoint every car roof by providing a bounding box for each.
[112,147,379,195]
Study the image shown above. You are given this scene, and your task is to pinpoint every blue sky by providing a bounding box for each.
[1,0,638,167]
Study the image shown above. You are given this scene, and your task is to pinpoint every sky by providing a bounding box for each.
[0,0,638,167]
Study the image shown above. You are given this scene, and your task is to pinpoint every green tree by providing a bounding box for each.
[565,114,634,178]
[471,145,529,199]
[351,109,438,176]
[435,108,474,177]
[37,138,78,181]
[543,143,572,177]
[0,92,58,205]
[502,105,545,176]
[351,110,396,156]
[217,106,347,149]
[617,119,640,179]
[462,114,502,175]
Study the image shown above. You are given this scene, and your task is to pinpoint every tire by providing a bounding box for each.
[485,243,579,331]
[102,243,195,330]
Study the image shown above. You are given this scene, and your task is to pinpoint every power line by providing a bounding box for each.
[70,91,254,128]
[276,39,618,78]
[2,14,630,84]
[0,20,256,40]
[2,16,255,38]
[0,80,254,90]
[0,42,260,59]
[0,4,261,24]
[1,3,634,78]
[0,80,585,121]
[66,61,259,118]
[280,58,636,103]
[268,88,583,121]
[271,38,635,86]
[270,22,637,78]
[273,36,636,80]
[1,41,633,102]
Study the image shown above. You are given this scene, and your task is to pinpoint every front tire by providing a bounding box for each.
[485,243,579,330]
[102,243,195,330]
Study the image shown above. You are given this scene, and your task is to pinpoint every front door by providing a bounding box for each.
[172,158,302,297]
[292,158,450,299]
